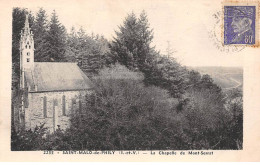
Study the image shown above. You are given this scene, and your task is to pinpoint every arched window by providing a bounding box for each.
[29,45,31,49]
[25,45,28,49]
[71,98,76,111]
[43,96,47,118]
[27,52,30,56]
[62,95,66,116]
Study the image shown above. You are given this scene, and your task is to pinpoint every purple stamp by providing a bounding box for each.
[224,5,257,45]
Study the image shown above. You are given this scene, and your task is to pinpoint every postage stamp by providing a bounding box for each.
[223,1,259,46]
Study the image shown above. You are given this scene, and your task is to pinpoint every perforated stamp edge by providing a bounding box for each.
[222,0,260,47]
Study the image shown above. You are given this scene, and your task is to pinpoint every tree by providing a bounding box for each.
[65,26,79,62]
[66,27,110,75]
[136,11,155,68]
[142,56,188,98]
[45,10,67,62]
[186,70,201,88]
[110,11,190,98]
[110,11,156,69]
[110,12,137,69]
[31,8,49,62]
[223,88,243,149]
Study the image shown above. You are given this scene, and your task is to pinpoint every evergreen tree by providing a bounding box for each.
[66,27,109,75]
[110,12,139,69]
[65,26,79,62]
[79,32,108,75]
[111,11,188,97]
[110,11,156,70]
[136,11,155,68]
[31,8,49,61]
[45,10,67,62]
[65,27,87,62]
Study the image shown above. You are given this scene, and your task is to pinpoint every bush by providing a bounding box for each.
[11,65,243,150]
[66,64,187,150]
[180,89,230,149]
[11,124,48,151]
[178,87,243,150]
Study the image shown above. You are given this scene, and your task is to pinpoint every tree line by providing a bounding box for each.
[11,8,243,150]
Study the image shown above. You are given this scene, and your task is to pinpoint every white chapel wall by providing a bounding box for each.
[25,90,91,133]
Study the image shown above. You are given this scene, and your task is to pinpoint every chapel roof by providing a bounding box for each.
[25,62,93,92]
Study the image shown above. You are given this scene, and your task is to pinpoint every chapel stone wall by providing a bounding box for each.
[24,90,91,133]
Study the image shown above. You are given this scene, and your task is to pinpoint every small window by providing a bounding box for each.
[62,95,66,116]
[29,45,31,49]
[27,58,30,62]
[25,45,28,49]
[43,96,47,118]
[27,52,30,56]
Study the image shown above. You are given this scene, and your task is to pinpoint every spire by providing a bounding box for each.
[24,14,30,34]
[20,13,34,71]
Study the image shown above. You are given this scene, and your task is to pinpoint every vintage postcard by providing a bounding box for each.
[0,0,260,162]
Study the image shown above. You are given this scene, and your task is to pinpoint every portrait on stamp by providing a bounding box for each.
[224,6,256,45]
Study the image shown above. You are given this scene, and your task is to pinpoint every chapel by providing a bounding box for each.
[15,15,93,133]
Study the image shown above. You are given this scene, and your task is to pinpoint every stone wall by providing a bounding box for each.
[24,90,91,133]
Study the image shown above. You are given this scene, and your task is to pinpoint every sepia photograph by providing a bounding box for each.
[10,1,245,151]
[0,0,260,162]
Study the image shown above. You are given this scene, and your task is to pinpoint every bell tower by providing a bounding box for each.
[18,14,35,129]
[20,14,34,72]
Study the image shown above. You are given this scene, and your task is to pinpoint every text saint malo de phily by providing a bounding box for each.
[13,15,94,133]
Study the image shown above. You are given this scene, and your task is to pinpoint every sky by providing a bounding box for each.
[25,0,249,67]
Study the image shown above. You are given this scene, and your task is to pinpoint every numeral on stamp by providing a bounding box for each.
[224,4,257,45]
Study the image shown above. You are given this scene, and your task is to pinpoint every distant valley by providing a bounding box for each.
[189,66,243,90]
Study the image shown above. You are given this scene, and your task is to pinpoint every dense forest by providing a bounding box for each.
[11,8,243,150]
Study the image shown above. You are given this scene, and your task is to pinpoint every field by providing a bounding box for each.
[190,66,243,90]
